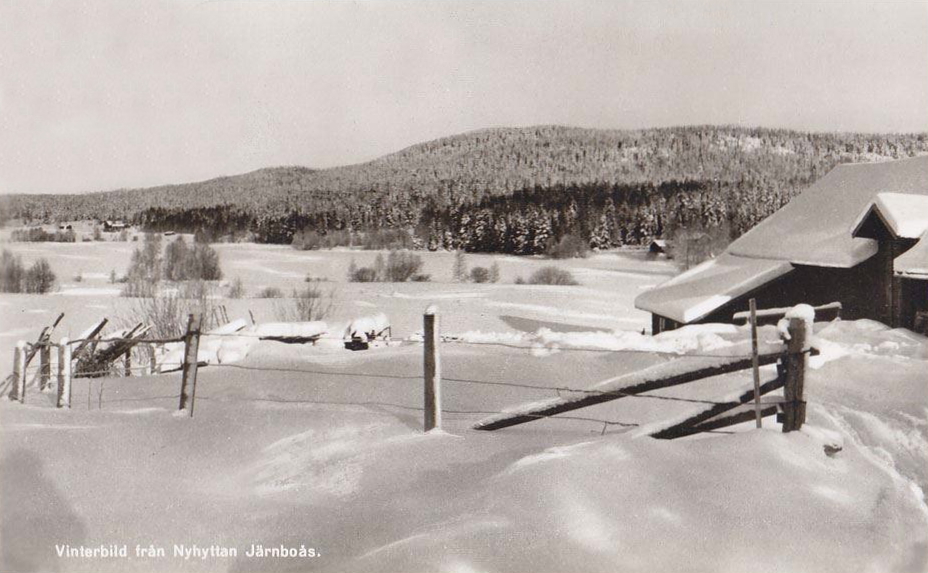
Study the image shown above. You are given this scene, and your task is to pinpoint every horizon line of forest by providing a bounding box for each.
[4,125,928,256]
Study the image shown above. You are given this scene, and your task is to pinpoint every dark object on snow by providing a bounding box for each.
[824,444,843,457]
[344,337,369,351]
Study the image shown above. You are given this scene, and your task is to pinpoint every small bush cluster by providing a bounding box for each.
[470,267,489,283]
[292,229,355,250]
[292,228,415,251]
[546,234,589,259]
[10,227,77,243]
[227,276,246,298]
[163,236,222,281]
[273,284,336,322]
[258,286,284,298]
[0,250,57,293]
[515,266,579,286]
[347,250,428,283]
[123,234,223,297]
[453,252,500,284]
[123,280,219,340]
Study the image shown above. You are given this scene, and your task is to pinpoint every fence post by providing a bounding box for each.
[148,344,158,374]
[423,305,442,432]
[179,313,201,417]
[749,298,762,429]
[782,316,808,433]
[57,339,71,408]
[39,343,51,392]
[11,341,26,403]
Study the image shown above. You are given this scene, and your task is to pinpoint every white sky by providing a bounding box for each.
[1,0,927,194]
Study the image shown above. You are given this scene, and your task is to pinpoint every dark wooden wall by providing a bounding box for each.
[650,236,927,333]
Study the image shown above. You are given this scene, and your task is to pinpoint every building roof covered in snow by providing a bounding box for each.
[729,155,928,267]
[895,230,928,278]
[635,253,794,323]
[851,192,928,240]
[636,156,928,323]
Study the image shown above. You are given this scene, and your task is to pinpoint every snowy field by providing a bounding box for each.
[1,241,927,573]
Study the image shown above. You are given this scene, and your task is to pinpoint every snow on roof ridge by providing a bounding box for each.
[727,155,928,268]
[894,228,928,277]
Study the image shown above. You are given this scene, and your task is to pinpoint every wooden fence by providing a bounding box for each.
[6,301,817,439]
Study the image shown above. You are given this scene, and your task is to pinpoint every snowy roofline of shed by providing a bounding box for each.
[850,193,928,240]
[894,229,928,278]
[634,253,794,324]
[635,156,928,322]
[727,155,928,267]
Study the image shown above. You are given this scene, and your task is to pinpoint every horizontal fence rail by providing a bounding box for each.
[6,303,815,439]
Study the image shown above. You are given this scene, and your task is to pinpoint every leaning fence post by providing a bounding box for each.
[749,298,762,429]
[124,351,132,377]
[782,315,809,433]
[57,339,72,408]
[423,305,442,432]
[179,313,202,417]
[11,341,26,403]
[39,343,51,392]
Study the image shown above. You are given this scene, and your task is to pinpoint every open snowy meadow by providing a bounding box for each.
[1,240,927,573]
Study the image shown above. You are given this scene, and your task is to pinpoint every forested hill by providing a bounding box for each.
[3,125,927,251]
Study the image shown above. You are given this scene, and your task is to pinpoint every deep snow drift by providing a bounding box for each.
[1,316,926,573]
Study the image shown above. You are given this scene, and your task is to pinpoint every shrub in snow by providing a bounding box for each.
[385,250,424,282]
[452,250,468,282]
[23,258,57,294]
[349,266,378,283]
[0,250,25,292]
[470,266,490,283]
[122,281,219,339]
[259,286,284,298]
[228,276,246,298]
[274,284,335,322]
[1,252,58,294]
[489,261,500,283]
[526,266,580,286]
[546,233,589,259]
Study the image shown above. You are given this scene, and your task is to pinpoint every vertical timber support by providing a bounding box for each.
[749,298,762,429]
[781,316,808,433]
[57,339,72,408]
[39,343,51,392]
[148,344,158,375]
[124,351,132,377]
[11,341,27,403]
[423,305,442,432]
[179,313,202,417]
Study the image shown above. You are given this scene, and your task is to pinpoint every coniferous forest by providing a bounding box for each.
[3,125,927,254]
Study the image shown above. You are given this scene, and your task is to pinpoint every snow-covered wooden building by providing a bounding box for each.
[636,156,928,334]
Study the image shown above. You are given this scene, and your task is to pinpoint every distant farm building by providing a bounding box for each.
[649,239,669,255]
[103,220,128,232]
[636,156,928,334]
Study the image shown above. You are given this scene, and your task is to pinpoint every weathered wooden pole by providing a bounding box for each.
[57,339,72,408]
[39,343,51,392]
[124,351,132,377]
[179,313,202,416]
[11,341,26,403]
[423,305,442,432]
[781,316,808,433]
[749,298,763,429]
[148,344,158,374]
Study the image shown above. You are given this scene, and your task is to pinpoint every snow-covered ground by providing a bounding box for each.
[1,243,926,572]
